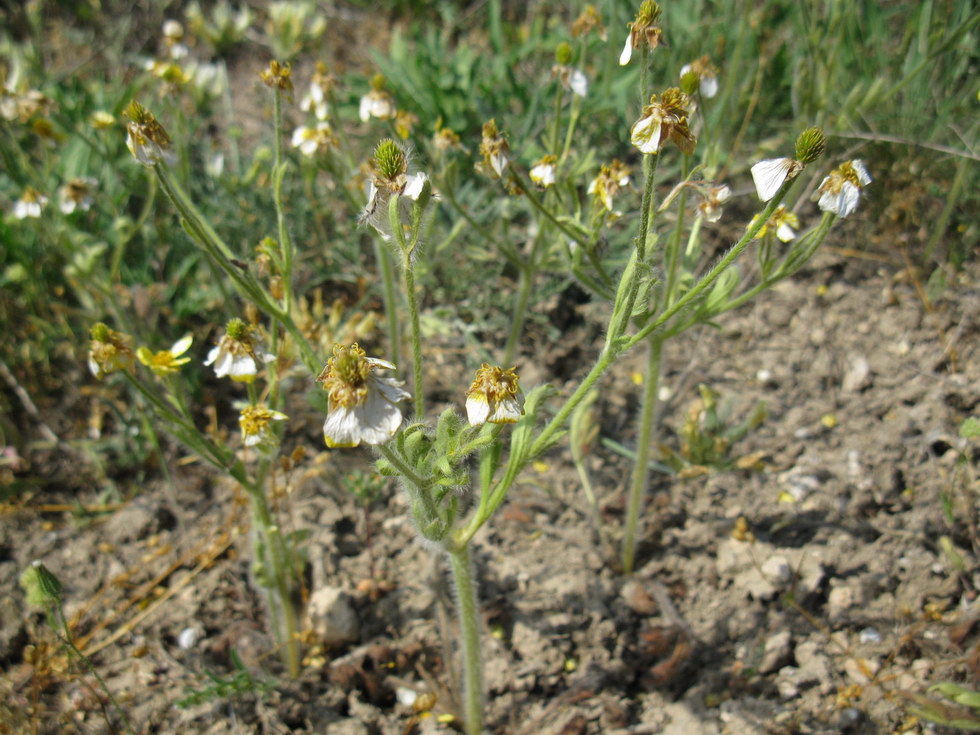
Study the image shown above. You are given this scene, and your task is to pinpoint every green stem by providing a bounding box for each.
[377,443,432,491]
[445,543,483,735]
[621,335,662,574]
[403,253,424,417]
[503,264,534,367]
[626,178,794,350]
[272,87,295,310]
[376,240,401,371]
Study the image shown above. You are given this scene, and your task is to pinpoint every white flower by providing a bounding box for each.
[697,184,731,223]
[750,157,802,202]
[125,101,176,167]
[619,34,634,66]
[465,364,524,427]
[631,107,664,154]
[529,156,557,187]
[291,122,337,157]
[58,177,97,215]
[751,205,800,242]
[816,160,871,218]
[359,89,395,122]
[239,405,287,449]
[479,120,511,178]
[204,319,272,383]
[300,83,328,120]
[13,188,46,219]
[569,68,589,97]
[317,344,411,448]
[680,56,719,98]
[588,160,631,212]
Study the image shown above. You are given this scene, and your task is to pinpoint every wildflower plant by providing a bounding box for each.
[5,1,913,733]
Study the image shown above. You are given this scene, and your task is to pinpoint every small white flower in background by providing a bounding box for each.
[552,65,589,98]
[162,19,189,59]
[752,205,800,242]
[588,159,631,212]
[816,160,871,218]
[697,184,731,223]
[58,177,97,215]
[479,119,510,178]
[358,139,433,239]
[680,56,719,98]
[13,187,47,219]
[316,344,410,448]
[529,155,558,187]
[88,322,135,379]
[124,100,176,167]
[300,62,335,121]
[750,157,803,202]
[291,121,338,157]
[205,318,274,383]
[238,404,288,449]
[620,0,664,66]
[465,364,524,427]
[359,75,395,122]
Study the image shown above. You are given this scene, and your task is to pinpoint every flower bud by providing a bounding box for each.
[795,126,826,165]
[373,138,407,181]
[20,561,63,608]
[555,42,573,66]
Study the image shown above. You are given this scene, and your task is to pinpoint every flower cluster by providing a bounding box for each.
[530,155,558,188]
[259,60,293,95]
[12,187,47,219]
[359,138,430,237]
[239,404,287,449]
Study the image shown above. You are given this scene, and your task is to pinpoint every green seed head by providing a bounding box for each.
[555,42,573,65]
[795,126,826,165]
[91,322,111,342]
[226,318,249,341]
[373,138,407,181]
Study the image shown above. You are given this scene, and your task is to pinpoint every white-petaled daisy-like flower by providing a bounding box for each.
[162,19,189,59]
[13,187,47,219]
[359,75,395,122]
[205,318,274,383]
[479,119,510,178]
[752,205,800,242]
[238,404,287,449]
[300,62,335,120]
[529,155,558,187]
[697,184,731,223]
[465,364,524,427]
[630,88,696,156]
[124,100,176,167]
[137,335,193,376]
[619,1,664,65]
[316,344,411,448]
[680,55,719,98]
[750,157,803,202]
[588,159,631,212]
[816,160,871,218]
[88,322,135,379]
[59,177,97,215]
[358,138,433,239]
[291,121,338,157]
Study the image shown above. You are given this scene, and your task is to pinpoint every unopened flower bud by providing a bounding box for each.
[679,69,699,96]
[555,42,573,66]
[795,127,826,165]
[20,561,63,608]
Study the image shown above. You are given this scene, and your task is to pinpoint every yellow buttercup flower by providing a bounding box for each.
[137,335,193,376]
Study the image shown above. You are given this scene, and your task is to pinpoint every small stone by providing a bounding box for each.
[761,557,792,587]
[622,580,658,615]
[827,586,854,621]
[842,356,872,393]
[759,630,792,674]
[177,627,200,650]
[308,586,360,647]
[844,657,880,685]
[858,627,881,644]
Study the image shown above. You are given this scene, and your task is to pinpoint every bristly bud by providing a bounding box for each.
[260,60,293,93]
[679,69,699,96]
[91,322,111,342]
[373,138,408,181]
[638,1,661,24]
[795,127,826,165]
[20,561,63,608]
[226,317,250,341]
[555,42,573,66]
[370,73,387,92]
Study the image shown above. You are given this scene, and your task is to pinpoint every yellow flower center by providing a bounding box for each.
[318,344,372,409]
[467,364,521,404]
[239,405,277,438]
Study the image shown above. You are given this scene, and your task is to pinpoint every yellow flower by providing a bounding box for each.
[239,404,288,448]
[465,364,524,426]
[88,323,135,379]
[137,335,193,376]
[316,344,410,448]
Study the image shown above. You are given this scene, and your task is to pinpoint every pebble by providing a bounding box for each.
[177,626,200,650]
[842,356,873,392]
[308,586,360,647]
[844,656,880,685]
[759,630,792,674]
[858,627,882,644]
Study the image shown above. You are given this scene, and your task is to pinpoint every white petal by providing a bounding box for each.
[569,69,588,97]
[851,160,871,186]
[291,127,307,148]
[715,185,732,203]
[700,76,719,98]
[204,345,222,367]
[489,395,524,424]
[213,350,235,378]
[88,358,102,378]
[750,158,791,202]
[323,407,360,447]
[358,96,371,122]
[403,172,428,200]
[171,334,193,355]
[619,35,633,65]
[680,63,692,78]
[229,355,258,380]
[838,182,861,217]
[776,223,796,242]
[365,356,397,371]
[300,138,318,157]
[60,198,76,215]
[374,375,411,403]
[631,114,662,155]
[466,395,491,426]
[352,389,403,444]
